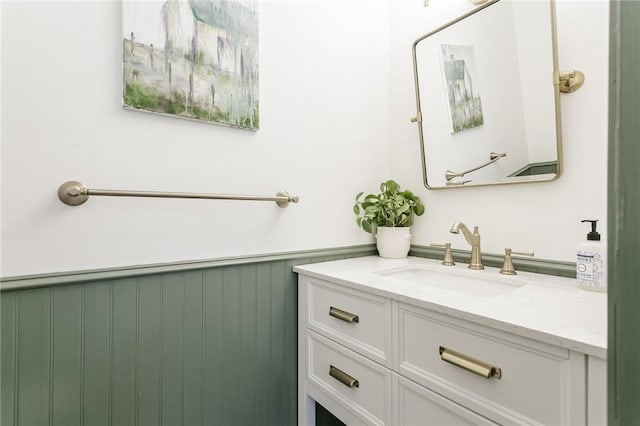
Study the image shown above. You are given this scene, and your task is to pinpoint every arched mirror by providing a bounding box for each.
[412,0,564,189]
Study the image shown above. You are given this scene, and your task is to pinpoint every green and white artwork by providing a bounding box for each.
[122,0,259,129]
[440,44,483,133]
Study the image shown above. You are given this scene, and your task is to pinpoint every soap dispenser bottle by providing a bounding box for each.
[577,219,607,292]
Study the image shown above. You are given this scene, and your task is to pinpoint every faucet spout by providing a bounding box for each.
[449,222,484,270]
[450,222,479,246]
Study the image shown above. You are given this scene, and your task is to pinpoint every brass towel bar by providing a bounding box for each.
[57,181,299,208]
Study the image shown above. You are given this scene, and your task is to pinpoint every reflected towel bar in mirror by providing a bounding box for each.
[57,181,299,208]
[445,152,506,182]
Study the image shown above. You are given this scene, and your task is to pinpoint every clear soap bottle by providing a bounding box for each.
[577,219,607,292]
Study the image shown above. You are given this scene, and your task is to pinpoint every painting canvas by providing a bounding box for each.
[122,0,259,129]
[439,44,483,133]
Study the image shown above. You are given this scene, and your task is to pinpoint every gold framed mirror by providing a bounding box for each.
[411,0,563,189]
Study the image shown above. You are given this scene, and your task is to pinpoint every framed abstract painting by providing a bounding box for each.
[122,0,259,129]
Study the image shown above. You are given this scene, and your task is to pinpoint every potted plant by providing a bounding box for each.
[353,180,425,258]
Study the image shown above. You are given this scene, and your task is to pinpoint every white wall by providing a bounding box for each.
[0,0,390,276]
[390,0,609,262]
[1,0,609,276]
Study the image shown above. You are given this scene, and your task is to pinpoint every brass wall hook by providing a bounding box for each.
[558,70,585,93]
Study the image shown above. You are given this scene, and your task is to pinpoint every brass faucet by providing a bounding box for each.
[449,222,484,270]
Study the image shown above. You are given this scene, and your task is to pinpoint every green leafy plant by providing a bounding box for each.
[353,180,425,234]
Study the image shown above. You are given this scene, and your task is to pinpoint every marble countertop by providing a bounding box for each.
[294,256,607,359]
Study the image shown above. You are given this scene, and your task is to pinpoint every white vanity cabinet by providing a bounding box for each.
[296,257,607,426]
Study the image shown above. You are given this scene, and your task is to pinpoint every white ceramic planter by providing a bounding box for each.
[375,226,412,259]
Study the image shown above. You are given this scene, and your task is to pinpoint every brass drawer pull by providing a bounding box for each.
[329,306,359,323]
[439,346,502,380]
[329,365,359,388]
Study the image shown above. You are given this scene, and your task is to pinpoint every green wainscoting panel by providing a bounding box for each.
[84,282,112,426]
[183,271,204,426]
[52,286,83,426]
[161,273,185,426]
[18,289,52,426]
[0,245,375,426]
[1,293,17,426]
[111,278,137,426]
[137,275,162,426]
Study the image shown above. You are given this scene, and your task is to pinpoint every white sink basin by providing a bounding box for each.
[375,264,526,297]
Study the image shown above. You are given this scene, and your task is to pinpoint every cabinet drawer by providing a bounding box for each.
[306,330,392,426]
[395,374,498,425]
[397,303,585,425]
[305,278,392,365]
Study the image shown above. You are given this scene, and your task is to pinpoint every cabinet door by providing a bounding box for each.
[395,374,498,426]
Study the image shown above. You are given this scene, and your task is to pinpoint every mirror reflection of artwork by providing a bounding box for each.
[440,44,484,133]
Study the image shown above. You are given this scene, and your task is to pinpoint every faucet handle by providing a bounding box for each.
[430,243,455,266]
[500,248,534,275]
